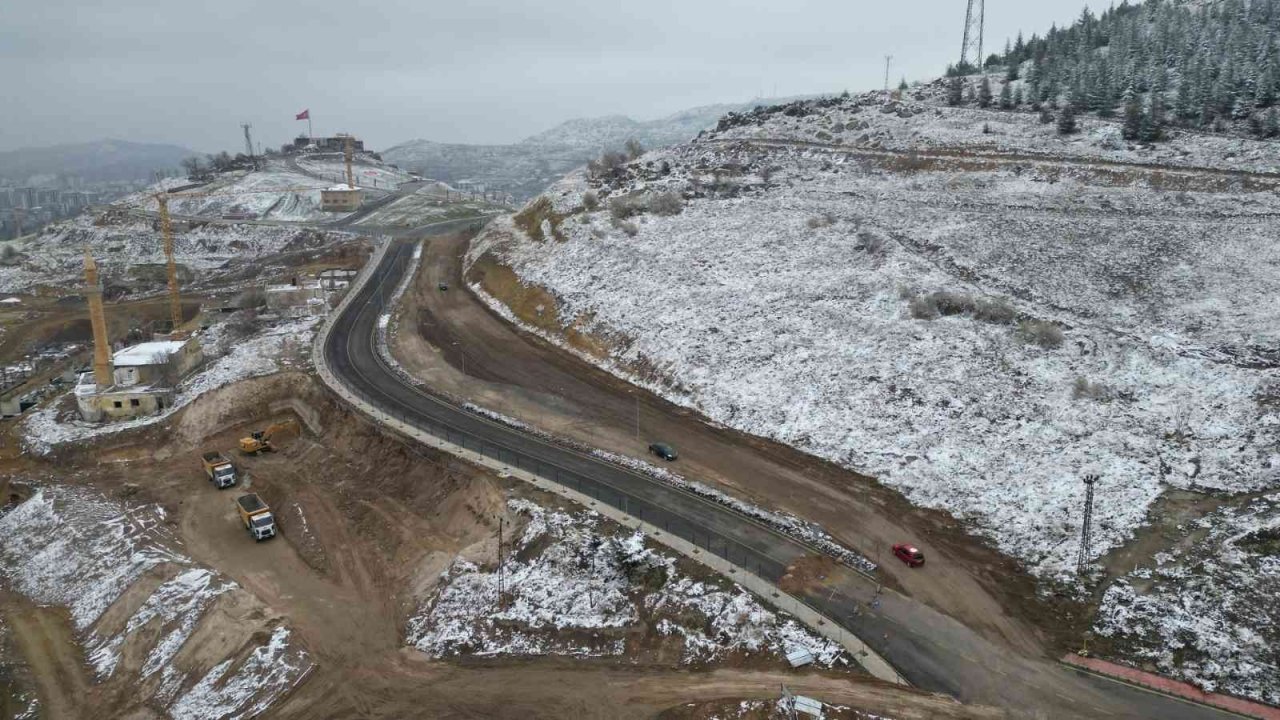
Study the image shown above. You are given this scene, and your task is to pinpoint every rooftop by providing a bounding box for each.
[112,340,186,367]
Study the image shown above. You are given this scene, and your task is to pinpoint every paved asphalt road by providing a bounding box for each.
[324,239,1250,720]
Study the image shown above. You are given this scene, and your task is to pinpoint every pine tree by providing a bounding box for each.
[1014,86,1025,107]
[899,78,909,91]
[1058,101,1080,134]
[974,0,1280,134]
[1123,86,1144,140]
[998,81,1013,109]
[947,77,964,106]
[976,78,992,107]
[1266,107,1280,137]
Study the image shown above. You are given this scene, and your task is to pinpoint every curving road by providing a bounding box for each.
[323,238,1250,720]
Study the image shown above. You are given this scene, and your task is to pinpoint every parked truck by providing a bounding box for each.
[201,451,238,489]
[235,493,276,541]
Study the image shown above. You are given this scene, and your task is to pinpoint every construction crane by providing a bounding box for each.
[151,183,326,331]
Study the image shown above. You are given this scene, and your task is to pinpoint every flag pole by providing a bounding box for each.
[308,114,313,142]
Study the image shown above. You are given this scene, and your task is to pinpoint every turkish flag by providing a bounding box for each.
[295,109,310,120]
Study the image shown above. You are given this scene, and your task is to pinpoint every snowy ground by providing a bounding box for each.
[473,152,1280,578]
[22,316,318,455]
[0,211,349,295]
[354,189,499,228]
[713,85,1280,176]
[0,485,311,718]
[294,157,413,191]
[118,167,350,222]
[407,499,848,668]
[1093,491,1280,705]
[469,90,1280,702]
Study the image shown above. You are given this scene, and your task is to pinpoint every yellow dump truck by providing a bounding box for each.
[201,451,238,489]
[235,493,277,541]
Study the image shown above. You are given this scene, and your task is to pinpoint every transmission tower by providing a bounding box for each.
[960,0,986,72]
[1077,475,1099,575]
[241,123,256,169]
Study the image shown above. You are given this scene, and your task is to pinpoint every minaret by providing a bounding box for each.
[84,248,113,389]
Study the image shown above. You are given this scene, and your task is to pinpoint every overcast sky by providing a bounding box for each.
[1,0,1091,154]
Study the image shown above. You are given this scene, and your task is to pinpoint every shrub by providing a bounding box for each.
[615,220,639,237]
[1072,376,1111,400]
[806,214,836,229]
[908,291,1017,325]
[932,291,976,316]
[856,230,886,256]
[647,191,684,216]
[625,139,645,160]
[973,299,1016,325]
[1019,320,1065,348]
[909,295,940,320]
[581,191,599,211]
[609,195,644,221]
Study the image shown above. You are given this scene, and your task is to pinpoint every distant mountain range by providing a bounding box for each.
[383,98,802,200]
[0,139,198,184]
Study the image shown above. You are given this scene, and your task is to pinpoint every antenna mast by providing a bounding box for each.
[884,55,894,91]
[960,0,986,72]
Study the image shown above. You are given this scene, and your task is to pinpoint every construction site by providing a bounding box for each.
[0,128,948,719]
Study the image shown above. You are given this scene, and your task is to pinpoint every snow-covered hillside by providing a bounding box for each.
[0,485,311,717]
[117,166,345,222]
[467,89,1280,702]
[408,499,847,667]
[0,211,350,294]
[468,92,1280,578]
[293,156,413,191]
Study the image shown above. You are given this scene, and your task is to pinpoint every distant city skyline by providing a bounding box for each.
[2,1,1093,154]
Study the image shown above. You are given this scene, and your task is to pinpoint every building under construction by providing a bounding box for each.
[74,250,202,423]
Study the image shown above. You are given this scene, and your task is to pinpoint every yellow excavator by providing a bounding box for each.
[239,419,298,455]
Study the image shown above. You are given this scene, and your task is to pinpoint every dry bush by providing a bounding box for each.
[806,214,836,229]
[614,220,639,237]
[973,299,1016,325]
[856,230,886,256]
[582,191,599,211]
[909,295,939,320]
[609,195,645,221]
[1072,376,1111,400]
[1019,319,1065,348]
[647,191,684,216]
[909,291,1017,326]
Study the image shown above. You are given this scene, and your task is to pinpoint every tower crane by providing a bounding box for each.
[151,183,326,331]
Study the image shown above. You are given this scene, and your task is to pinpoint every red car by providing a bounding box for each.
[892,543,925,567]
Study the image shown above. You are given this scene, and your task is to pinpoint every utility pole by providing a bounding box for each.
[1077,474,1098,575]
[960,0,986,72]
[884,55,893,91]
[497,517,505,608]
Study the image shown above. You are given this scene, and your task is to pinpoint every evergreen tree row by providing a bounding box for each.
[946,0,1280,140]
